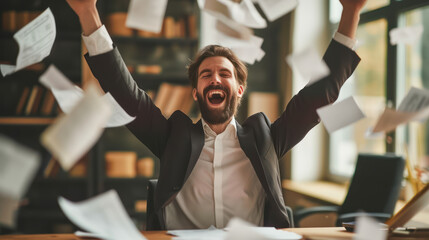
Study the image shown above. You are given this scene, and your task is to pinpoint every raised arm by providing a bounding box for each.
[66,0,102,36]
[338,0,368,39]
[65,0,170,158]
[270,0,367,158]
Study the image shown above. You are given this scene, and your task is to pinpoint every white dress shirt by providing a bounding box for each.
[82,26,357,229]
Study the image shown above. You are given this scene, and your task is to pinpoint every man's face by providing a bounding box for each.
[192,56,244,125]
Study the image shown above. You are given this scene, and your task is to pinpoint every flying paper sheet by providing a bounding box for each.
[0,135,40,227]
[58,190,147,240]
[286,47,330,85]
[209,27,264,64]
[215,18,254,40]
[316,96,366,133]
[40,65,135,127]
[225,218,302,240]
[398,87,429,121]
[0,8,56,76]
[371,108,429,133]
[126,0,168,33]
[41,85,112,171]
[203,0,266,29]
[389,25,423,46]
[257,0,298,22]
[354,215,387,240]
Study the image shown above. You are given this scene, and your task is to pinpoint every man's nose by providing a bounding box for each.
[210,74,221,85]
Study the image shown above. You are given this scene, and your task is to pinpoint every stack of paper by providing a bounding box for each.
[0,135,41,227]
[58,190,147,240]
[1,8,56,77]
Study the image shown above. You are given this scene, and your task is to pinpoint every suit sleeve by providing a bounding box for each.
[85,46,169,158]
[270,40,361,158]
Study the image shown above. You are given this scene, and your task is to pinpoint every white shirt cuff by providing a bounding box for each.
[82,25,114,56]
[333,32,357,50]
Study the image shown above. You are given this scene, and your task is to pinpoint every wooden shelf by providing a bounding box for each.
[0,117,55,125]
[112,35,198,45]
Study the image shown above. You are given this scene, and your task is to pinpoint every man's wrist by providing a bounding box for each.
[78,6,102,36]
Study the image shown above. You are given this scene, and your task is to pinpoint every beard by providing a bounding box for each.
[196,85,238,125]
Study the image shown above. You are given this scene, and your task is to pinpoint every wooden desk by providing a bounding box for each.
[0,228,426,239]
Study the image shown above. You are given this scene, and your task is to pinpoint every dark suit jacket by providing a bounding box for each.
[85,40,360,230]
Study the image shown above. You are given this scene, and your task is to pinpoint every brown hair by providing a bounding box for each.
[187,45,247,89]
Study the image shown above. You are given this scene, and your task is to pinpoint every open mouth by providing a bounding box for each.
[207,90,226,105]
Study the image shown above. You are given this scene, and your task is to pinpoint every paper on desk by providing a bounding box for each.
[0,8,56,76]
[389,25,423,46]
[168,226,225,240]
[40,65,136,127]
[225,218,302,240]
[0,135,40,227]
[126,0,168,33]
[354,215,387,240]
[59,190,146,240]
[316,96,366,133]
[41,84,111,171]
[203,0,266,29]
[398,87,429,121]
[286,47,330,85]
[256,0,298,22]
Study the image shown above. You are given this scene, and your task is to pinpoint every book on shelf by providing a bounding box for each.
[105,151,137,178]
[24,85,40,115]
[187,14,198,38]
[1,10,42,32]
[40,91,56,116]
[16,86,30,115]
[154,83,193,118]
[31,87,45,115]
[137,157,154,178]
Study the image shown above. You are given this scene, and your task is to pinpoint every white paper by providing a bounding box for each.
[40,65,135,127]
[286,47,330,85]
[316,96,366,133]
[354,215,387,240]
[0,135,41,199]
[389,25,423,46]
[0,135,40,228]
[75,231,113,240]
[225,218,301,240]
[257,0,298,22]
[0,194,20,228]
[208,26,265,64]
[41,85,112,170]
[168,226,225,240]
[215,19,254,40]
[103,93,136,127]
[203,0,266,29]
[126,0,168,33]
[398,87,429,121]
[59,190,146,240]
[371,108,423,133]
[1,8,56,76]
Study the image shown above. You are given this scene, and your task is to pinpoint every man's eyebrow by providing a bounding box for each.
[219,68,232,74]
[199,69,211,76]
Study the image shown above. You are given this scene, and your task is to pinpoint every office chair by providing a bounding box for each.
[145,179,295,229]
[293,153,405,227]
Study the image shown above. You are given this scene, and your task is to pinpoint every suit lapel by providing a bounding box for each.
[184,120,205,181]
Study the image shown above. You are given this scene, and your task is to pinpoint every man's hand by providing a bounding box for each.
[338,0,368,39]
[339,0,367,13]
[65,0,101,36]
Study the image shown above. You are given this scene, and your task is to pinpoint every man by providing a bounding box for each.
[66,0,366,230]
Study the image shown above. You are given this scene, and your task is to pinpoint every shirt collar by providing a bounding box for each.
[201,117,238,139]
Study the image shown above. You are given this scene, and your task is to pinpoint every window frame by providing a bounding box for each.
[326,0,429,182]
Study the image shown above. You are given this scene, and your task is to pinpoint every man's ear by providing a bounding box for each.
[192,88,198,101]
[237,85,244,98]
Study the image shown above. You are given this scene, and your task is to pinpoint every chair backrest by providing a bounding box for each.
[146,179,158,230]
[338,153,405,218]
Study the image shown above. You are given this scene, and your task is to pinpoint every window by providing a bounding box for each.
[328,0,429,179]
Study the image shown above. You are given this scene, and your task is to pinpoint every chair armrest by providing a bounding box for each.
[294,205,340,227]
[338,212,391,223]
